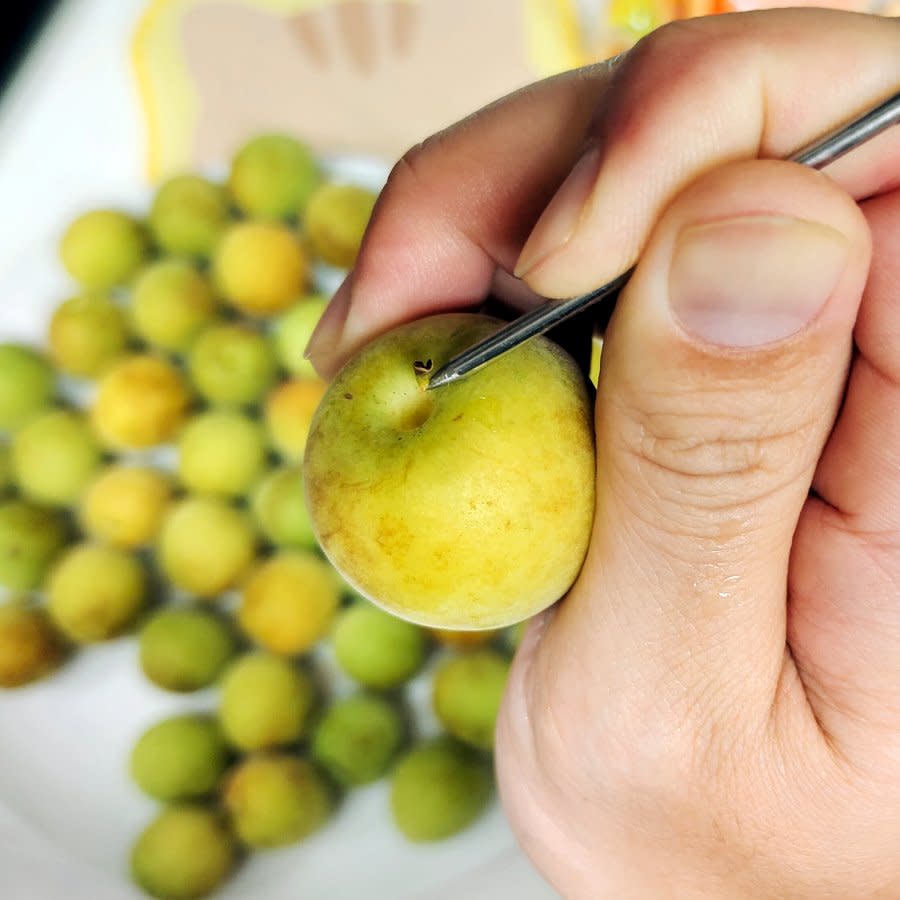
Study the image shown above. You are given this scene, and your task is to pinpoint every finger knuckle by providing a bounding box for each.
[612,385,816,513]
[616,17,736,84]
[386,128,455,199]
[604,17,757,140]
[382,142,428,200]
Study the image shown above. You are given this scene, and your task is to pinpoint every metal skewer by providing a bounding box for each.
[426,89,900,391]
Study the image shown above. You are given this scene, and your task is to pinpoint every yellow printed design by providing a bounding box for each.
[133,0,879,180]
[134,0,583,180]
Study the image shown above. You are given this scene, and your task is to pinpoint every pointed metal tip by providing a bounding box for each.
[425,366,457,391]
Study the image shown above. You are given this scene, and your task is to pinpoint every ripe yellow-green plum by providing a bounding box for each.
[264,378,326,462]
[432,650,510,750]
[272,295,328,378]
[48,295,129,377]
[12,409,101,507]
[139,608,236,692]
[390,737,492,842]
[92,354,192,450]
[60,209,148,289]
[237,551,340,655]
[222,754,332,848]
[131,806,236,900]
[311,693,405,787]
[187,323,277,408]
[0,345,55,431]
[304,313,595,630]
[47,543,146,643]
[157,497,256,599]
[0,500,68,590]
[130,715,229,802]
[0,601,66,687]
[251,467,316,549]
[148,174,230,259]
[176,411,267,498]
[213,221,308,316]
[132,260,217,352]
[80,465,172,549]
[331,603,428,690]
[303,183,377,268]
[228,134,320,219]
[219,653,315,751]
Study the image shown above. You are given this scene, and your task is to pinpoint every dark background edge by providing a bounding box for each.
[0,1,61,100]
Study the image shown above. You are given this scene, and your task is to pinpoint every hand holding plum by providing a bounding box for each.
[306,10,900,897]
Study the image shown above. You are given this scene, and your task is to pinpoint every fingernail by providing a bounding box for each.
[669,215,850,347]
[514,146,602,279]
[304,279,352,363]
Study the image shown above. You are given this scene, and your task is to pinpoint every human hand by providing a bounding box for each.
[306,9,900,898]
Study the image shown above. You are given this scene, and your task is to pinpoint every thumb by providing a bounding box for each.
[543,160,870,723]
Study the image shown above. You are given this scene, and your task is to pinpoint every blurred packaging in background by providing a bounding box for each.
[132,0,885,181]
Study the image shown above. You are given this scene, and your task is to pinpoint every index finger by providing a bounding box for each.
[308,9,900,375]
[519,8,900,297]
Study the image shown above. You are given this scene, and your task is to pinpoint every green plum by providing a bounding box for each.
[311,693,405,787]
[272,295,328,378]
[222,754,332,848]
[263,377,326,462]
[80,465,173,549]
[177,411,267,497]
[91,354,192,450]
[131,806,236,900]
[0,500,68,590]
[48,294,129,377]
[228,134,320,219]
[237,550,340,656]
[332,603,428,690]
[0,600,66,688]
[139,608,236,692]
[303,182,377,268]
[432,650,510,750]
[60,209,148,289]
[148,174,230,259]
[157,497,256,598]
[132,259,217,352]
[47,543,146,643]
[188,324,277,408]
[213,221,309,317]
[130,715,229,802]
[302,313,595,630]
[219,653,314,751]
[251,467,316,549]
[12,409,101,507]
[390,737,492,842]
[0,344,55,431]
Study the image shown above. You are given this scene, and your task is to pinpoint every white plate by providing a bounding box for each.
[0,157,557,900]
